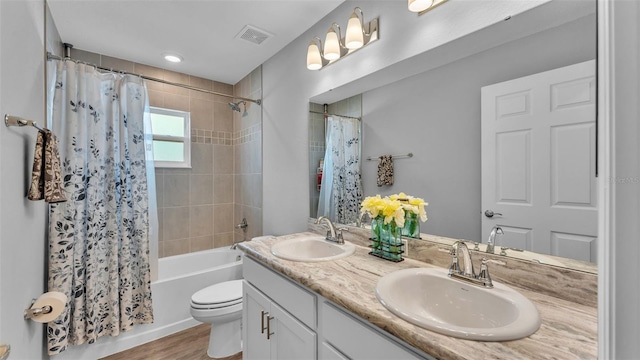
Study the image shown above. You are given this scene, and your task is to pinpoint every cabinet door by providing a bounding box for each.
[243,281,272,360]
[270,302,316,360]
[319,342,349,360]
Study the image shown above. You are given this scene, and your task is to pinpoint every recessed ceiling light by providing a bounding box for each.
[163,54,183,63]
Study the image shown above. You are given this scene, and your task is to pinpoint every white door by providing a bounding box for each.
[481,60,597,262]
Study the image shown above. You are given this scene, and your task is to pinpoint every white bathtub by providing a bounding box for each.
[153,248,244,329]
[56,247,244,360]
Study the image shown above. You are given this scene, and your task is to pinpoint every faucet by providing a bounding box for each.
[449,240,493,288]
[449,241,475,277]
[356,212,371,228]
[485,226,504,254]
[316,216,345,244]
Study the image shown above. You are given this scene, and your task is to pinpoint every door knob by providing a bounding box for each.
[484,210,502,218]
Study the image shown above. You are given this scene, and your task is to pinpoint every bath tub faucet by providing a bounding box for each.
[486,226,504,254]
[316,216,345,244]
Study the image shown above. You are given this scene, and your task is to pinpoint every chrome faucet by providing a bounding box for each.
[449,241,475,277]
[449,241,493,288]
[357,212,371,228]
[485,226,504,254]
[316,216,345,244]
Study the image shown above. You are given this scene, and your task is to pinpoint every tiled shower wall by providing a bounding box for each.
[71,49,244,257]
[233,67,263,243]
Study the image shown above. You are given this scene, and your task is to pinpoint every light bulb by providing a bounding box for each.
[345,12,364,49]
[408,0,434,12]
[306,42,322,70]
[323,28,341,61]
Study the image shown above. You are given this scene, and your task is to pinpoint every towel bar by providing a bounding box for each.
[4,114,46,132]
[366,152,413,161]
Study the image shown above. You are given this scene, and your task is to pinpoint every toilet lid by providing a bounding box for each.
[191,280,243,306]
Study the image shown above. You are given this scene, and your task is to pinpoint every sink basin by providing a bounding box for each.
[270,235,356,262]
[375,267,540,341]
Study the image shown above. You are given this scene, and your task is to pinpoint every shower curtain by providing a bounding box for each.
[46,60,156,355]
[317,116,363,224]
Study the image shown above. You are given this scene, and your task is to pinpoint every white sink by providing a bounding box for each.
[375,267,541,341]
[270,235,356,262]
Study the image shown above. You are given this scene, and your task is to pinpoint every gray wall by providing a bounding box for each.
[0,0,48,359]
[361,16,595,242]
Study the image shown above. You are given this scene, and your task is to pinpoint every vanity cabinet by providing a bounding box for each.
[243,257,317,360]
[243,257,433,360]
[243,283,316,359]
[319,302,430,360]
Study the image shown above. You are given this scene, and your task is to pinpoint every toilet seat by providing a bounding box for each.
[190,280,243,310]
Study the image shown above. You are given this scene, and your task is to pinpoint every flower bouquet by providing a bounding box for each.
[360,193,428,261]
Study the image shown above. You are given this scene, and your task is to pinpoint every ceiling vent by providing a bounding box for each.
[235,25,273,45]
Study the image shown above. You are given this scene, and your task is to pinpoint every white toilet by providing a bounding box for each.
[190,279,243,358]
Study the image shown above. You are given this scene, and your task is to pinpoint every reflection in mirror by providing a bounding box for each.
[309,96,362,224]
[308,0,597,273]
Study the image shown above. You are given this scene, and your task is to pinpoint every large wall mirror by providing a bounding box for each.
[309,0,597,273]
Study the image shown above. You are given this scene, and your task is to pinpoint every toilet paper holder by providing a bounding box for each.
[24,302,53,320]
[23,291,67,322]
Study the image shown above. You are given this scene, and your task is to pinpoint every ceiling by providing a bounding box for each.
[47,0,345,85]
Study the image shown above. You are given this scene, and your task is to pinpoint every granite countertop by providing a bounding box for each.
[238,232,597,360]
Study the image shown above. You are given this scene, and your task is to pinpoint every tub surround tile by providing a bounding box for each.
[191,143,213,175]
[164,238,190,257]
[190,205,214,237]
[214,232,235,248]
[163,207,190,241]
[190,98,214,130]
[100,55,135,73]
[213,145,234,174]
[163,174,190,207]
[238,234,597,360]
[190,175,214,205]
[191,235,215,252]
[214,204,234,234]
[213,174,234,204]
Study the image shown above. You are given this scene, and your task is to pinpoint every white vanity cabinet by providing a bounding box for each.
[242,257,433,360]
[243,257,317,360]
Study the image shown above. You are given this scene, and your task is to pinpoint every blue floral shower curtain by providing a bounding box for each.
[317,116,363,224]
[46,60,155,355]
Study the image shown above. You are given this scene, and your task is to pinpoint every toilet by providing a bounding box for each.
[190,279,243,358]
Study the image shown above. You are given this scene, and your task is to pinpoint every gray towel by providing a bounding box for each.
[377,155,394,187]
[28,130,67,203]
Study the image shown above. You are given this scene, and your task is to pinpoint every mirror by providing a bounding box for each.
[309,0,597,273]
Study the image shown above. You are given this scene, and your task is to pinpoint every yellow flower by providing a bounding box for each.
[362,193,428,226]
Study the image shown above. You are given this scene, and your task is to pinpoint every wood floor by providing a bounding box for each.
[100,324,242,360]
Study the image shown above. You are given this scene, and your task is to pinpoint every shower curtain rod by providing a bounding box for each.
[46,52,262,105]
[309,110,361,120]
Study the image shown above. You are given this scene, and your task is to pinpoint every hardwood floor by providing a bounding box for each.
[100,324,242,360]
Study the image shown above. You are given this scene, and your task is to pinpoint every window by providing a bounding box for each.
[149,107,191,168]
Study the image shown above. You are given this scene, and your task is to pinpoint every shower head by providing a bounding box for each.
[228,101,246,113]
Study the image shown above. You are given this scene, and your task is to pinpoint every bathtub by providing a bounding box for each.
[153,247,244,329]
[56,247,243,360]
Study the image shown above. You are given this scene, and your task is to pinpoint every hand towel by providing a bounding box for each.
[28,130,67,203]
[377,155,394,187]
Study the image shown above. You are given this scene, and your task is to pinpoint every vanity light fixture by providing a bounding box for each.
[408,0,449,15]
[306,7,379,70]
